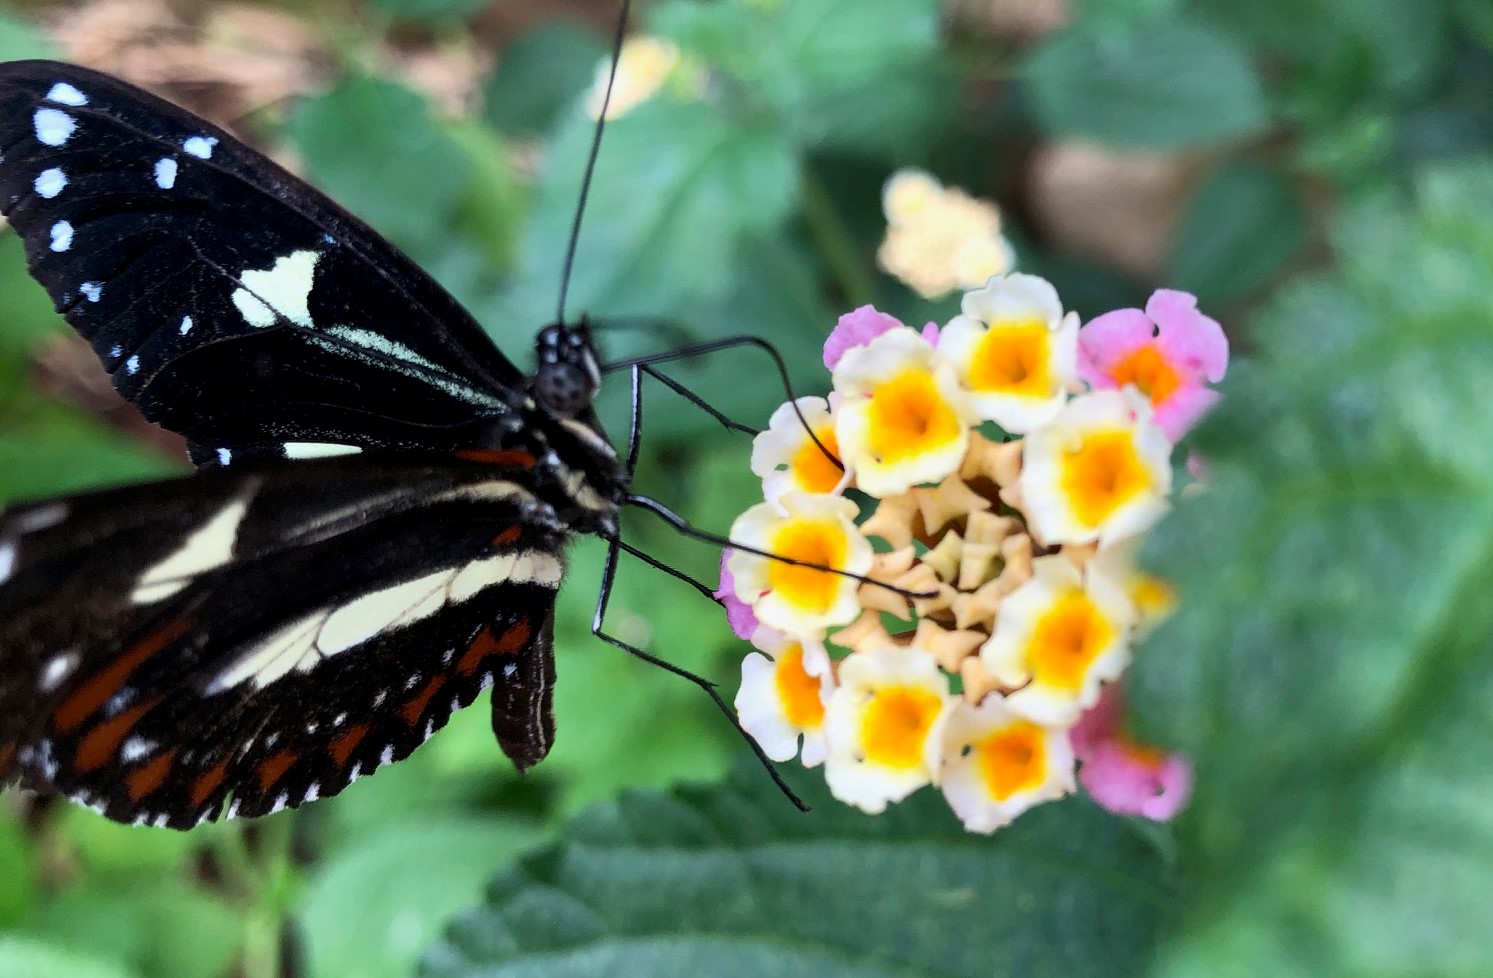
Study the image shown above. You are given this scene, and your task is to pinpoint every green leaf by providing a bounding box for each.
[0,407,181,503]
[0,11,59,61]
[0,938,135,978]
[31,881,238,978]
[290,77,470,258]
[1133,163,1493,976]
[483,23,607,137]
[1166,161,1307,302]
[492,99,798,328]
[370,0,489,25]
[1023,18,1269,148]
[0,230,66,359]
[422,768,1170,977]
[52,806,201,879]
[0,809,37,928]
[298,820,543,978]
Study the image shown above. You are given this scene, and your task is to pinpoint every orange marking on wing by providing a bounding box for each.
[75,700,157,772]
[491,525,523,547]
[400,675,446,725]
[55,617,192,733]
[329,723,371,767]
[189,757,232,809]
[256,749,298,791]
[126,747,180,803]
[456,618,532,675]
[453,449,536,469]
[0,743,15,777]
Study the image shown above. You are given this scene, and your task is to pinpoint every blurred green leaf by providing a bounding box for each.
[371,0,489,25]
[0,408,180,503]
[483,23,607,137]
[1166,161,1306,302]
[53,807,200,879]
[32,882,238,978]
[0,810,37,928]
[1023,18,1270,148]
[298,820,542,978]
[291,76,470,258]
[0,938,135,978]
[0,12,59,61]
[1135,163,1493,975]
[445,120,527,273]
[421,767,1170,978]
[0,232,65,356]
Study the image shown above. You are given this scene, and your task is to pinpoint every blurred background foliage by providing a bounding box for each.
[1,0,1492,976]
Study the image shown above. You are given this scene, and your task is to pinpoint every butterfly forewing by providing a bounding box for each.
[0,457,566,827]
[0,61,526,462]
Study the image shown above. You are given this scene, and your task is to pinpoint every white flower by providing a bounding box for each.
[980,555,1134,726]
[940,696,1075,833]
[833,329,973,497]
[938,273,1079,434]
[750,396,847,507]
[728,492,873,638]
[878,169,1016,300]
[736,628,834,766]
[823,647,953,813]
[1018,388,1172,546]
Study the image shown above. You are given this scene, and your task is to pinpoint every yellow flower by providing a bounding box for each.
[833,329,973,497]
[1018,388,1172,546]
[940,696,1075,832]
[1090,537,1176,639]
[824,647,952,813]
[980,555,1134,725]
[938,273,1079,434]
[586,36,684,120]
[728,493,873,637]
[878,168,1016,300]
[736,628,833,766]
[750,396,846,507]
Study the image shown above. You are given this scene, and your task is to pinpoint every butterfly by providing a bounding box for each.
[0,60,642,829]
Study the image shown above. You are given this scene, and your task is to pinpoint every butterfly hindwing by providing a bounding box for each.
[0,61,528,461]
[0,456,564,827]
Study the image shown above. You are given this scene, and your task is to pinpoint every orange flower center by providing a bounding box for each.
[789,424,843,494]
[967,320,1052,397]
[775,644,825,729]
[1026,591,1116,691]
[861,686,943,769]
[976,722,1048,801]
[1060,429,1152,529]
[1109,343,1182,406]
[767,520,848,614]
[867,370,961,464]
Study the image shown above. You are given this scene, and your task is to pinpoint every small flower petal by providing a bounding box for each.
[728,493,874,638]
[1071,685,1192,821]
[715,550,759,641]
[750,397,846,505]
[824,647,953,813]
[878,169,1015,300]
[834,329,973,497]
[938,273,1078,433]
[585,36,682,120]
[980,554,1134,725]
[1018,389,1173,546]
[824,305,906,370]
[941,696,1075,833]
[1148,289,1228,383]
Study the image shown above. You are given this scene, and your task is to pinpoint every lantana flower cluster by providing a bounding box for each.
[722,276,1227,831]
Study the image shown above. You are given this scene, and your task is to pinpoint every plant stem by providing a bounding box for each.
[799,166,877,309]
[225,814,296,978]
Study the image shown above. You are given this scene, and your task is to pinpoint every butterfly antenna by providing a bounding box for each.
[556,0,634,325]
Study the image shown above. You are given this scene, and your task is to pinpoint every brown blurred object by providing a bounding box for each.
[1026,141,1201,280]
[386,43,491,117]
[33,335,188,459]
[472,0,617,48]
[979,0,1071,40]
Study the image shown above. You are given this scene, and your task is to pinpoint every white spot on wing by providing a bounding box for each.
[226,799,241,820]
[80,281,102,302]
[208,610,327,693]
[348,762,361,781]
[50,221,72,252]
[271,792,289,813]
[380,745,395,765]
[34,108,75,146]
[183,135,218,159]
[125,355,140,375]
[232,250,319,328]
[39,652,78,691]
[217,448,232,466]
[304,783,320,802]
[154,157,178,189]
[179,315,193,335]
[283,442,362,460]
[46,83,87,106]
[0,542,15,584]
[120,736,156,762]
[132,497,249,604]
[503,662,518,678]
[34,167,66,198]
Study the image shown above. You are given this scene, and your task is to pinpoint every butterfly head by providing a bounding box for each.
[534,321,602,419]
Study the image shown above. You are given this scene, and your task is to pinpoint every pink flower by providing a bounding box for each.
[1070,685,1192,821]
[715,549,759,640]
[1077,289,1228,441]
[823,306,906,370]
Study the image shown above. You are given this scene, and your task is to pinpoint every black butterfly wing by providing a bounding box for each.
[0,61,526,463]
[0,456,563,828]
